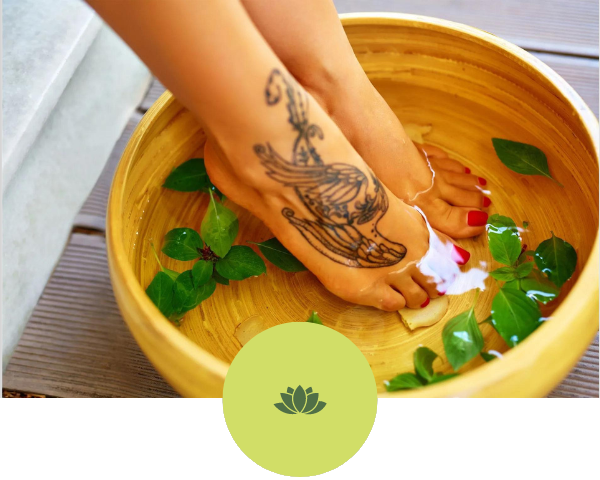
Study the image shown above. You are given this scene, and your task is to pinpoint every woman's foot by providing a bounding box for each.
[303,74,491,239]
[238,0,490,238]
[203,69,468,311]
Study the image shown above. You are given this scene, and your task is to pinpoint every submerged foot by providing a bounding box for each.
[292,67,491,239]
[203,69,468,311]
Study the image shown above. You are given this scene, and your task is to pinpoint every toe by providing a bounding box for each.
[441,183,486,208]
[420,144,449,159]
[379,286,406,311]
[429,157,466,174]
[389,276,429,309]
[426,199,488,238]
[440,171,487,191]
[412,270,442,298]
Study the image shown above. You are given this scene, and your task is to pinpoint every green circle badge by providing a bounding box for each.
[223,322,377,477]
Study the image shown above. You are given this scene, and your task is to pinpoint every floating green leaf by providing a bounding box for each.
[172,271,216,314]
[534,233,577,288]
[306,311,323,325]
[215,245,266,281]
[192,260,213,287]
[442,302,484,371]
[480,351,499,362]
[491,287,542,347]
[251,238,306,272]
[520,269,560,304]
[150,241,179,281]
[201,191,239,258]
[490,266,518,282]
[515,261,534,278]
[163,158,210,192]
[413,346,438,383]
[384,373,425,392]
[161,228,203,261]
[145,271,175,318]
[492,138,563,186]
[212,269,230,286]
[428,373,459,385]
[486,214,521,266]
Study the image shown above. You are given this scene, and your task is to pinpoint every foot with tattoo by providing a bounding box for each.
[240,0,490,238]
[204,69,469,311]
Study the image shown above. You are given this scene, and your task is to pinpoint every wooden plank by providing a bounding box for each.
[549,335,599,397]
[334,0,599,57]
[2,233,179,398]
[139,78,166,112]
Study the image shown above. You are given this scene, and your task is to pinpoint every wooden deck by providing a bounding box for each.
[4,1,598,398]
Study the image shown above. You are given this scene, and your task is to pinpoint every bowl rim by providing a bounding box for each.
[107,13,599,398]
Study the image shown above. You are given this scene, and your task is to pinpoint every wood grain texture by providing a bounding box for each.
[334,0,599,57]
[2,234,179,398]
[106,15,598,397]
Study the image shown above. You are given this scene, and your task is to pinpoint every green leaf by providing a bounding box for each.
[303,393,319,413]
[413,347,438,383]
[145,271,175,318]
[306,401,326,414]
[212,269,230,286]
[150,241,180,281]
[490,267,518,282]
[251,238,306,272]
[515,261,534,278]
[192,260,213,287]
[480,351,499,362]
[274,403,296,414]
[486,214,522,266]
[428,373,459,385]
[384,373,425,392]
[520,269,560,304]
[523,221,530,229]
[492,138,563,186]
[201,191,239,258]
[292,385,306,412]
[215,245,266,280]
[161,228,203,261]
[163,158,210,192]
[306,311,323,325]
[172,271,216,314]
[442,304,484,371]
[534,233,577,288]
[491,287,542,347]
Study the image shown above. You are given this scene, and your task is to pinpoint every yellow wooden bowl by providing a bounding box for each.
[107,14,598,397]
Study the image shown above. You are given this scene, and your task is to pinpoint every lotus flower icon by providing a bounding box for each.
[274,386,326,414]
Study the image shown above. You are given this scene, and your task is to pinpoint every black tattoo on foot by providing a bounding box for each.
[253,69,406,268]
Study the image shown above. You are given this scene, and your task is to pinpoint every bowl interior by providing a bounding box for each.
[119,19,598,394]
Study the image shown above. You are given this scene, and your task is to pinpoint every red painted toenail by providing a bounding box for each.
[478,177,487,186]
[420,298,430,308]
[438,291,446,296]
[468,211,488,226]
[452,245,471,265]
[465,167,471,174]
[483,197,492,208]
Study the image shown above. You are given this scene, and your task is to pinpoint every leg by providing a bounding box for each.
[87,0,465,311]
[242,0,490,238]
